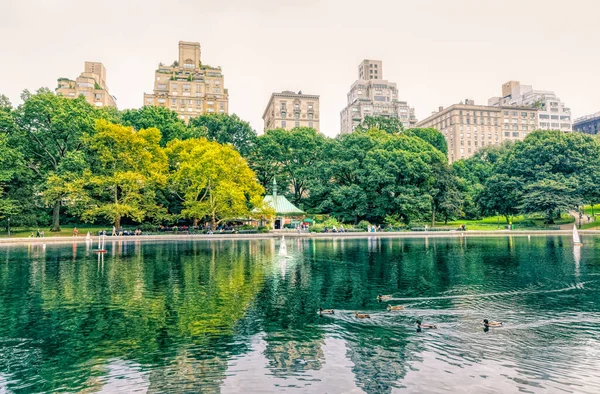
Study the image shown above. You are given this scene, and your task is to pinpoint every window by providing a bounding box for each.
[157,84,166,90]
[295,121,300,127]
[505,132,510,137]
[171,83,178,90]
[294,113,299,120]
[309,122,313,128]
[308,113,313,120]
[281,103,286,110]
[282,121,287,127]
[184,62,194,69]
[512,132,519,137]
[521,112,527,117]
[281,111,286,118]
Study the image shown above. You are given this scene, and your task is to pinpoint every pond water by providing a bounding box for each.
[1,236,600,393]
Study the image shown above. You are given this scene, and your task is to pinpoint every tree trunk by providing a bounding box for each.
[431,206,436,228]
[211,212,216,231]
[115,217,121,230]
[51,200,61,232]
[193,218,199,227]
[505,215,510,224]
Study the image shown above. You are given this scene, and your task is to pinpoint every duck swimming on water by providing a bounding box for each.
[377,294,392,302]
[416,320,437,329]
[387,305,404,311]
[319,308,334,315]
[482,319,502,328]
[355,312,371,319]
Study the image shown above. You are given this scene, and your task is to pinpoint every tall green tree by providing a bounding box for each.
[166,138,265,229]
[188,113,257,157]
[520,176,579,223]
[405,128,448,155]
[76,121,168,228]
[249,127,327,206]
[355,115,403,134]
[310,128,446,224]
[121,106,202,146]
[11,89,103,231]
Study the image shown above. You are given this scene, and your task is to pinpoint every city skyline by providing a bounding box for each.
[2,0,599,137]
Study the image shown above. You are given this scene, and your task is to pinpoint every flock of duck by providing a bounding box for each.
[319,294,503,331]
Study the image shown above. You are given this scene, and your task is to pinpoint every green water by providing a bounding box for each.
[1,236,600,393]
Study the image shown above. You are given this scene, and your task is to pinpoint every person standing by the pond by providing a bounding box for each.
[73,227,78,237]
[112,226,116,236]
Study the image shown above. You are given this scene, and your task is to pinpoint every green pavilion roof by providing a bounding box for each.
[263,195,304,215]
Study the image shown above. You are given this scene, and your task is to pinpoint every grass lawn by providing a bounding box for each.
[435,214,574,231]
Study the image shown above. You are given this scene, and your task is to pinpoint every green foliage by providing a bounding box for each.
[166,138,265,228]
[519,176,579,223]
[405,128,448,155]
[249,127,327,206]
[188,113,257,157]
[355,115,403,134]
[74,121,169,227]
[121,106,203,145]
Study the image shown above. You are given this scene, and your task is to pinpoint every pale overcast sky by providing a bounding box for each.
[1,0,599,136]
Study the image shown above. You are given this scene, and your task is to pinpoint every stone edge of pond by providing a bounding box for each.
[0,230,599,246]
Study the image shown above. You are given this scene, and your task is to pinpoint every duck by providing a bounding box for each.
[355,312,371,319]
[387,304,404,311]
[482,319,502,328]
[319,308,334,315]
[377,294,392,302]
[415,319,437,329]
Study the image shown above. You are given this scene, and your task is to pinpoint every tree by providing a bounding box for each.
[249,127,327,206]
[121,106,202,146]
[77,121,168,228]
[311,128,446,225]
[11,89,102,231]
[166,138,264,229]
[355,115,403,134]
[405,128,448,155]
[431,165,462,225]
[188,113,257,157]
[520,176,579,223]
[478,174,522,224]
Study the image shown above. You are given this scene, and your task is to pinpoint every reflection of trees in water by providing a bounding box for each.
[0,240,272,393]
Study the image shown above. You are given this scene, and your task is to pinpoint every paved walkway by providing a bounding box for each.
[560,211,595,229]
[2,229,600,246]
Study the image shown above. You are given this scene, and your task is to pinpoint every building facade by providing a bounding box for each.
[262,91,320,132]
[56,62,116,107]
[143,41,228,123]
[417,100,538,162]
[488,81,572,132]
[574,112,600,135]
[340,59,416,134]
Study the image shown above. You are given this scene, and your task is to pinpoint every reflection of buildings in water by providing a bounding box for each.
[263,335,325,377]
[146,349,228,393]
[345,333,408,393]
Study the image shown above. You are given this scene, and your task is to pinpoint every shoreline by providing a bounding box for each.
[0,229,598,246]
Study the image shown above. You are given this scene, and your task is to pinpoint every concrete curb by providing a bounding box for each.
[0,230,598,246]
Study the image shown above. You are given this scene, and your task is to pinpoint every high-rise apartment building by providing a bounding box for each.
[574,112,600,135]
[262,91,320,132]
[488,81,572,132]
[143,41,228,123]
[340,59,416,134]
[56,62,116,107]
[417,100,538,162]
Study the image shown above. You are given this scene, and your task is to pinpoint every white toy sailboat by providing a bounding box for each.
[279,236,287,257]
[93,233,107,253]
[573,224,583,246]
